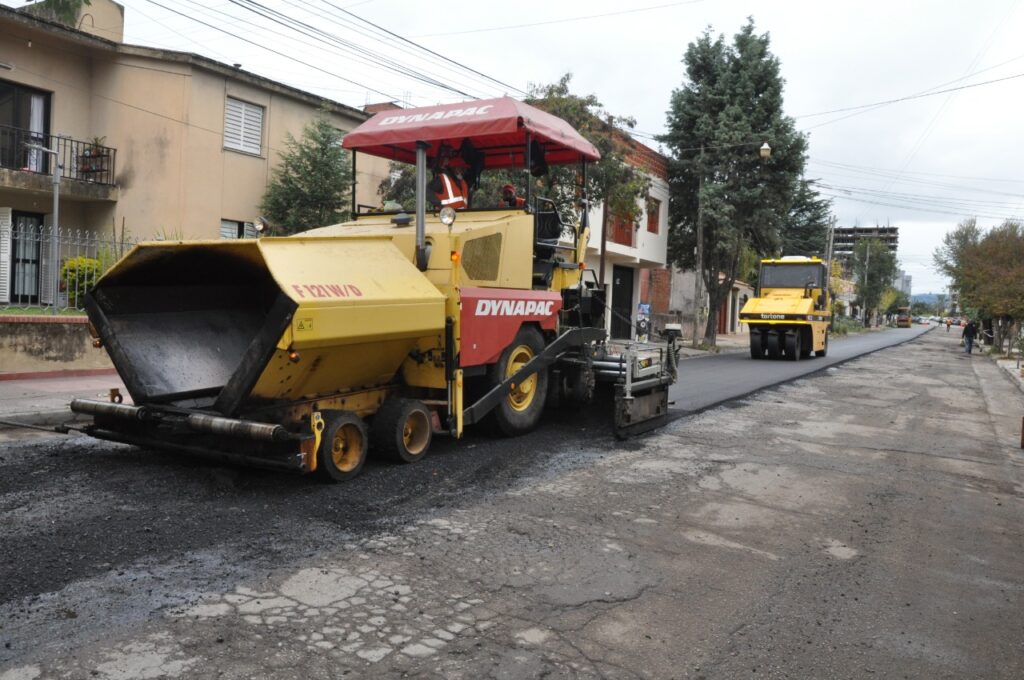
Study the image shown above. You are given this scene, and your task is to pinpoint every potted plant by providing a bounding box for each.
[79,136,108,173]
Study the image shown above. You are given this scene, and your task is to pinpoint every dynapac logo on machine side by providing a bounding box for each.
[378,105,494,127]
[475,299,555,317]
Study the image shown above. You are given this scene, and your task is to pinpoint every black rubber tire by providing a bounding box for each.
[317,411,368,482]
[370,398,432,464]
[784,331,800,361]
[800,328,813,359]
[490,326,549,436]
[749,332,764,360]
[816,331,829,357]
[766,332,781,359]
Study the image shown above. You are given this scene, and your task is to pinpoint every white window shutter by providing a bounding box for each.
[0,208,11,305]
[39,215,55,305]
[243,222,257,239]
[224,97,263,155]
[220,219,239,239]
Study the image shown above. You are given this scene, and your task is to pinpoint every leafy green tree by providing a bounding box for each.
[852,238,898,324]
[662,20,809,344]
[781,179,831,256]
[959,220,1024,352]
[23,0,90,24]
[261,119,352,235]
[527,74,650,244]
[932,217,981,294]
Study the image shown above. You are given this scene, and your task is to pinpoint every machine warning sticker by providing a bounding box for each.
[295,318,314,331]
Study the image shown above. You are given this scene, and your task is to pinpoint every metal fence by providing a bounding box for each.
[0,124,117,186]
[0,225,135,313]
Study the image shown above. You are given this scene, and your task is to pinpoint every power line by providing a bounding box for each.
[225,0,481,99]
[413,0,705,38]
[796,71,1024,119]
[141,0,401,100]
[313,0,528,97]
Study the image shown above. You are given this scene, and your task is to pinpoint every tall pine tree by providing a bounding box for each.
[661,20,811,344]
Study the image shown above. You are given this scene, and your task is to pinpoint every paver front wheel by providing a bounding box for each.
[371,398,432,464]
[766,332,781,360]
[317,411,368,482]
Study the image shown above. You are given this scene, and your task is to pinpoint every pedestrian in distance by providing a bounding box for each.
[945,318,952,333]
[962,319,978,354]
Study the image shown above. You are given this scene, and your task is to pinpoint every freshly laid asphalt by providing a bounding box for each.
[670,325,933,412]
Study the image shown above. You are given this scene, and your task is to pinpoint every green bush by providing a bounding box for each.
[60,256,101,308]
[831,316,865,337]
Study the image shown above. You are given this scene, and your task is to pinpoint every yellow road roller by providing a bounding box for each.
[72,97,677,480]
[739,256,832,360]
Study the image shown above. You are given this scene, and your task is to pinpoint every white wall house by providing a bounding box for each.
[582,140,669,340]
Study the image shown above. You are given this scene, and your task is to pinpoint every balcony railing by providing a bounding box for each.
[0,125,117,186]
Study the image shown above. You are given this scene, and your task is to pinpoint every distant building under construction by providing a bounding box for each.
[832,225,899,262]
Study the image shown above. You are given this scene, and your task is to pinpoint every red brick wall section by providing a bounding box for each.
[650,268,671,314]
[639,268,672,315]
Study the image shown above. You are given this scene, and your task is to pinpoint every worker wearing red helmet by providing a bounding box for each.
[501,183,525,208]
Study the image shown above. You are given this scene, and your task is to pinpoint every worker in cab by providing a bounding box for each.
[501,183,526,208]
[429,143,468,209]
[429,140,483,210]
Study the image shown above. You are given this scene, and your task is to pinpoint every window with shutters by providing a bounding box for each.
[220,219,257,239]
[646,198,661,235]
[224,97,264,156]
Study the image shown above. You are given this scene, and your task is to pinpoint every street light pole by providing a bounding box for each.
[692,144,705,349]
[25,142,60,315]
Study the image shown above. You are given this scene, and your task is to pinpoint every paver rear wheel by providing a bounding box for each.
[490,326,548,436]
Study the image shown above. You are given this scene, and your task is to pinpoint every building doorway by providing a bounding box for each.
[11,211,44,305]
[610,264,634,339]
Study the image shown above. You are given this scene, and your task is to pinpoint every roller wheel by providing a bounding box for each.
[785,331,801,361]
[817,331,829,358]
[371,398,432,464]
[490,326,548,436]
[749,332,764,360]
[765,332,781,360]
[800,330,813,359]
[317,411,368,482]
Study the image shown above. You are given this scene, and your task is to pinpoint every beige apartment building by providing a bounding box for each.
[0,0,388,305]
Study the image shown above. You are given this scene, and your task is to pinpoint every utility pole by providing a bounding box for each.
[863,244,870,326]
[692,144,705,349]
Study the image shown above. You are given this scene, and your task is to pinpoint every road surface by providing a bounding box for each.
[671,325,933,412]
[1,327,1020,679]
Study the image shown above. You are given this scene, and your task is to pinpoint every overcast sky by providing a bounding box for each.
[58,0,1024,293]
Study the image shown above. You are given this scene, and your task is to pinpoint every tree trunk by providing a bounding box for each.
[704,275,731,346]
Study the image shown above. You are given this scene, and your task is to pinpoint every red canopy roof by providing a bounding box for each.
[342,96,600,168]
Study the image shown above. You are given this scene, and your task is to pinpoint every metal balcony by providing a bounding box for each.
[0,125,117,186]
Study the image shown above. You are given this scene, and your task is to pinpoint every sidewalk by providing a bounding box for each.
[0,373,127,430]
